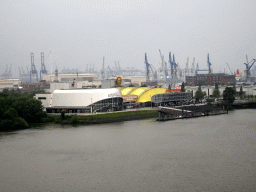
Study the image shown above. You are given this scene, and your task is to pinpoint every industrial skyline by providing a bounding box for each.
[1,0,256,78]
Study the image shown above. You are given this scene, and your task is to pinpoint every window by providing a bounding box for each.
[38,97,46,100]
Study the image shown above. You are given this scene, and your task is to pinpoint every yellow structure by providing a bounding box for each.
[136,88,166,103]
[121,87,136,96]
[116,87,124,90]
[129,87,149,97]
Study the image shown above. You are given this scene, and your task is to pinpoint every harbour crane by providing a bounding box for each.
[207,53,212,74]
[226,62,234,75]
[195,54,212,75]
[18,66,22,81]
[244,54,256,81]
[40,52,48,81]
[185,57,189,76]
[159,49,167,82]
[169,52,173,77]
[30,53,38,82]
[191,57,195,74]
[101,57,105,80]
[173,54,178,77]
[107,66,116,78]
[145,53,157,82]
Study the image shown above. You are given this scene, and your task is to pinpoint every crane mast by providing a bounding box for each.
[30,53,38,82]
[191,57,195,74]
[207,53,212,74]
[101,57,105,80]
[40,52,47,81]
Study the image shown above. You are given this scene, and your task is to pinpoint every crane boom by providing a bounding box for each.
[226,62,233,75]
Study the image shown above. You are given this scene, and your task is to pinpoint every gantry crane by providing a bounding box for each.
[195,54,212,75]
[145,53,157,82]
[185,57,189,76]
[207,53,212,74]
[101,57,105,80]
[191,57,195,74]
[40,52,48,81]
[30,53,38,82]
[159,49,168,82]
[244,54,256,81]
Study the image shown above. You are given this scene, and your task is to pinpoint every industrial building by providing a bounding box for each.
[0,79,21,91]
[42,73,97,83]
[186,73,236,86]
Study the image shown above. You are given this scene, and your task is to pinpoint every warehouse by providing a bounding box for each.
[45,88,123,113]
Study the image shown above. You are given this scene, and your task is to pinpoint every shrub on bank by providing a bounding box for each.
[0,108,28,131]
[71,115,79,124]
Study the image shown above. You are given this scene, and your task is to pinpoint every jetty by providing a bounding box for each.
[157,105,227,121]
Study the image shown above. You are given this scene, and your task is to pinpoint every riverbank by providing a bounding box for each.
[29,109,159,127]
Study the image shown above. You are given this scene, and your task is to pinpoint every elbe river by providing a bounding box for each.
[1,109,255,192]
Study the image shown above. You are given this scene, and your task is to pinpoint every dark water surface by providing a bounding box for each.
[1,109,256,192]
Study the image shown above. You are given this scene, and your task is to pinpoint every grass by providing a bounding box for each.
[77,110,157,119]
[46,110,158,124]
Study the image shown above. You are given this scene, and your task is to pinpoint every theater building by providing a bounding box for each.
[36,88,123,113]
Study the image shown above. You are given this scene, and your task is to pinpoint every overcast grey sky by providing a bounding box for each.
[1,0,256,77]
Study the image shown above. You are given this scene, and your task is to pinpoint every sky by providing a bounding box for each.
[1,0,256,78]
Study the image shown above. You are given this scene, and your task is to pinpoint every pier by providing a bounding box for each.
[157,105,226,121]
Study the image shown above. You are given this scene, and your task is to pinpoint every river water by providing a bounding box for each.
[1,109,256,192]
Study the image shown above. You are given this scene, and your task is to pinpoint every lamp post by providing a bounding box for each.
[151,95,152,108]
[91,98,93,114]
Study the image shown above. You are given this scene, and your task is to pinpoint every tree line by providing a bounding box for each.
[0,89,47,131]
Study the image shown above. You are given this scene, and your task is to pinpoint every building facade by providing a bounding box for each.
[186,73,236,86]
[38,88,123,113]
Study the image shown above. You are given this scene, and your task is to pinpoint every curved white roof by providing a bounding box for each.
[52,88,122,107]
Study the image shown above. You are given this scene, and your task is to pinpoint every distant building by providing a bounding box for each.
[186,73,236,86]
[0,79,21,91]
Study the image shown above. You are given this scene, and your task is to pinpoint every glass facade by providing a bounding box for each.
[46,97,123,113]
[152,92,192,105]
[89,97,123,112]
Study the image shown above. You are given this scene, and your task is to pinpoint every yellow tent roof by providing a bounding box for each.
[137,88,167,103]
[121,87,136,96]
[129,87,149,97]
[116,87,124,90]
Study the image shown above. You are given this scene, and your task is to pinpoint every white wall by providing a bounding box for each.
[52,88,122,107]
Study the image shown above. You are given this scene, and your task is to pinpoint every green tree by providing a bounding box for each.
[0,108,28,131]
[213,88,220,98]
[195,86,204,100]
[223,87,236,105]
[215,83,219,90]
[181,82,185,92]
[213,83,220,98]
[12,96,47,123]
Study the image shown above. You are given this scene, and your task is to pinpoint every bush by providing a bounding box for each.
[71,115,79,124]
[206,98,214,105]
